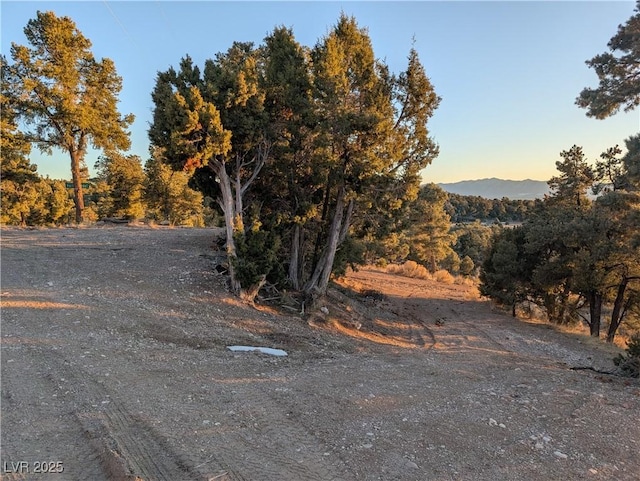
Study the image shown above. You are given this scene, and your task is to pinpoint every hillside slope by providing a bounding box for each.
[1,226,638,481]
[439,178,550,200]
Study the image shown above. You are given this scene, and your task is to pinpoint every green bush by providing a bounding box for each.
[613,334,640,378]
[232,224,281,288]
[332,237,366,277]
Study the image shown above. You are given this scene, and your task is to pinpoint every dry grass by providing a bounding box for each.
[385,262,477,289]
[386,261,431,279]
[433,269,454,284]
[455,276,477,287]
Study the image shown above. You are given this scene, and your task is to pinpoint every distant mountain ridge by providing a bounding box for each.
[437,178,550,200]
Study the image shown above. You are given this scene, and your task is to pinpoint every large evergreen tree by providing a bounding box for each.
[303,15,440,297]
[149,16,439,302]
[149,47,268,296]
[576,1,640,118]
[4,11,133,222]
[249,27,318,290]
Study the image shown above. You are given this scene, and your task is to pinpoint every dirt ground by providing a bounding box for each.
[1,225,639,481]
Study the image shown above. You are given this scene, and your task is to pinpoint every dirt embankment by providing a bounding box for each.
[1,226,639,481]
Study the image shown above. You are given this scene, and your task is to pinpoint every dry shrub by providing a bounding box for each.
[386,264,401,275]
[434,269,454,284]
[386,261,431,280]
[455,276,476,287]
[463,285,481,300]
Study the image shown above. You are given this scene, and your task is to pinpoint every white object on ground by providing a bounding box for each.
[227,345,288,357]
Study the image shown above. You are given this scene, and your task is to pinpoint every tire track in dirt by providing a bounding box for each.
[427,302,511,353]
[340,269,509,353]
[202,378,352,481]
[39,351,213,481]
[42,347,347,481]
[0,345,109,481]
[6,229,638,481]
[326,286,436,350]
[383,297,437,350]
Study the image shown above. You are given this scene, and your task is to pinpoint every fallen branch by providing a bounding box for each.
[570,366,615,375]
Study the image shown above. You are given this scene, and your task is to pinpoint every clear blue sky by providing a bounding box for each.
[2,1,638,183]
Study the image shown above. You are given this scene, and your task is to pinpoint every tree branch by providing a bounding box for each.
[240,140,270,197]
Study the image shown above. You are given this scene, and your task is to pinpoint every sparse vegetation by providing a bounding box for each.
[2,5,640,478]
[387,261,431,280]
[613,334,640,378]
[434,269,455,284]
[386,261,471,286]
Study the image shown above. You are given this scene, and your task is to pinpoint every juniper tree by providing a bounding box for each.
[149,47,268,296]
[480,226,537,317]
[304,15,440,297]
[144,153,204,227]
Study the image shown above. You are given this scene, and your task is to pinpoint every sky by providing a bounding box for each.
[2,1,638,183]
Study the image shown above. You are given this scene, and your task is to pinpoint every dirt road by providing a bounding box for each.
[1,226,639,480]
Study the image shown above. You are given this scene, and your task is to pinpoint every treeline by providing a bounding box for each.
[445,194,537,224]
[366,183,497,277]
[480,143,640,342]
[0,151,210,227]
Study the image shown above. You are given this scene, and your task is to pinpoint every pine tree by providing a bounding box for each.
[576,1,640,118]
[95,152,146,220]
[4,11,133,222]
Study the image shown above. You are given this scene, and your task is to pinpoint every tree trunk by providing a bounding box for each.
[233,157,244,230]
[305,186,346,297]
[211,163,241,294]
[543,293,558,323]
[312,176,334,270]
[69,150,85,224]
[338,199,354,244]
[289,224,302,290]
[607,277,629,343]
[429,254,437,274]
[210,147,268,298]
[556,283,572,324]
[240,275,267,304]
[587,290,602,338]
